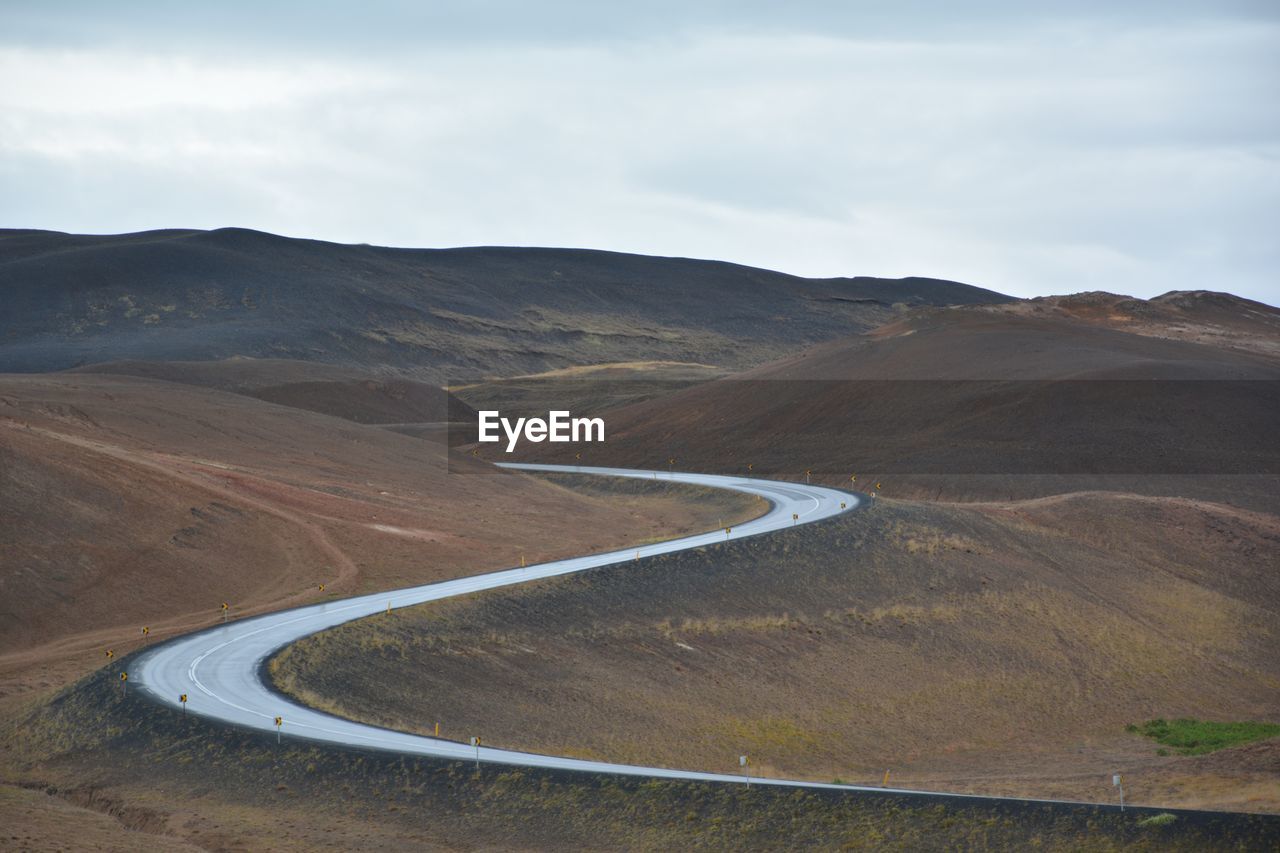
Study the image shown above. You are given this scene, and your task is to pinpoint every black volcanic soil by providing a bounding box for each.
[0,228,1010,378]
[5,663,1277,850]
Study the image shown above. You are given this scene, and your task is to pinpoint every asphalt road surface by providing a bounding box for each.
[134,464,1028,798]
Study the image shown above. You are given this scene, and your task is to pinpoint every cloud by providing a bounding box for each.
[0,5,1277,305]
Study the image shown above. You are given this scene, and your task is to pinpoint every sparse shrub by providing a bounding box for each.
[1137,813,1177,828]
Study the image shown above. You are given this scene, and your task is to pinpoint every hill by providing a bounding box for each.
[0,372,757,707]
[0,228,1010,378]
[980,290,1280,359]
[271,488,1280,813]
[68,357,478,430]
[509,294,1280,508]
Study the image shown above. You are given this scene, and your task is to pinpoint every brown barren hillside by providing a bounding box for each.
[0,372,758,708]
[507,293,1280,510]
[977,290,1280,359]
[273,490,1280,813]
[69,357,478,427]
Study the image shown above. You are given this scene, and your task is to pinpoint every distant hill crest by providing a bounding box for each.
[0,227,1012,378]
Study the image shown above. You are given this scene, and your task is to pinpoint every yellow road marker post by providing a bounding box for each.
[180,693,188,717]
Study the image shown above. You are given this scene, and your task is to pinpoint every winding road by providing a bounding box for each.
[132,463,957,796]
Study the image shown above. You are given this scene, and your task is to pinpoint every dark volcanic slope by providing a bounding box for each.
[0,228,1010,377]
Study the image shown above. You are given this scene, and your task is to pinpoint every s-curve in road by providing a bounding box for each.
[135,463,895,793]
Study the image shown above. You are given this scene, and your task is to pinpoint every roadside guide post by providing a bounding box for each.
[740,754,750,787]
[221,601,229,623]
[180,693,188,717]
[1113,773,1124,811]
[275,716,283,744]
[471,736,481,769]
[119,671,127,697]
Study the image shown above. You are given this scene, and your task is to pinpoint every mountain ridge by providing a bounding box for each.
[0,227,1011,378]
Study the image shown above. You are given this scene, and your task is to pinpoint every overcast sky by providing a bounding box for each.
[2,2,1277,303]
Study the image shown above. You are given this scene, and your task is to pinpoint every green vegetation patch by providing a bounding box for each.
[1127,718,1280,755]
[1138,813,1178,828]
